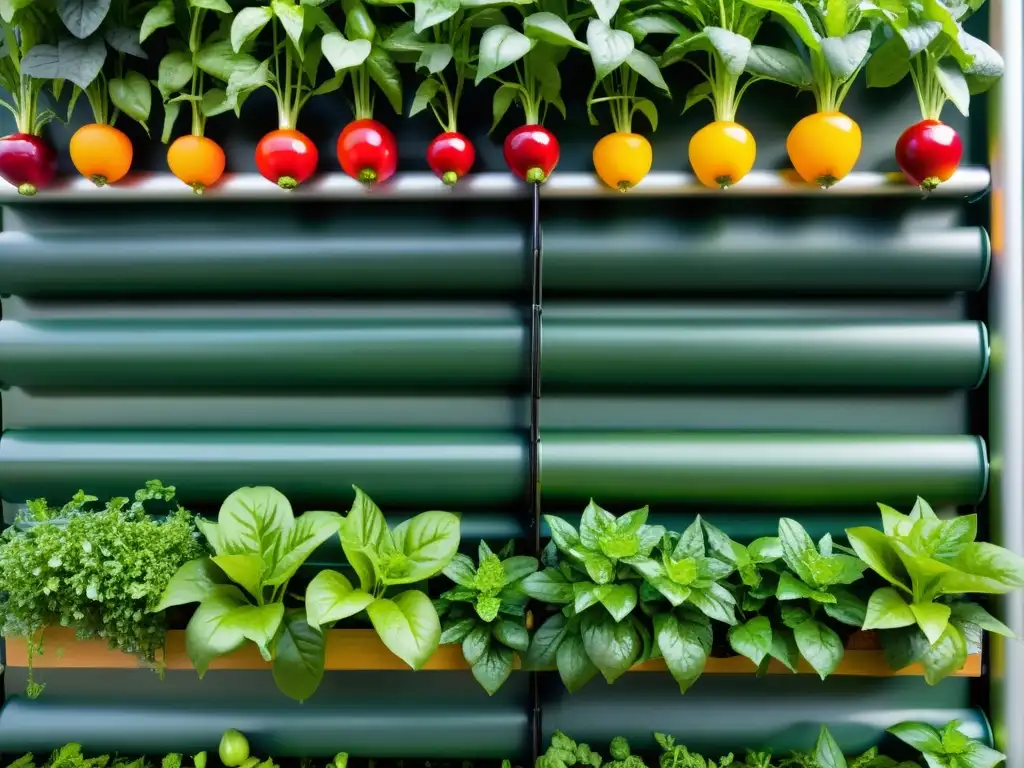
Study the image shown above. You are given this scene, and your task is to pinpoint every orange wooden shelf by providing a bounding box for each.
[3,628,979,677]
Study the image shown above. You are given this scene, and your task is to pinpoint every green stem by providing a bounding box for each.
[438,74,456,133]
[709,53,738,122]
[911,54,946,121]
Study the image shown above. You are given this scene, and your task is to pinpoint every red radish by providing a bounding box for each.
[255,129,318,189]
[0,133,56,196]
[895,119,963,192]
[503,125,559,184]
[337,119,398,185]
[426,132,475,186]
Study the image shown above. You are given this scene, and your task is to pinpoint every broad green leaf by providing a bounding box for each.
[887,722,944,754]
[687,582,737,625]
[266,510,343,587]
[201,88,231,117]
[154,558,230,611]
[220,602,285,660]
[745,44,812,86]
[216,486,294,567]
[822,587,867,627]
[501,555,538,585]
[140,0,175,43]
[910,601,952,645]
[632,98,658,131]
[823,0,848,38]
[598,583,638,622]
[22,38,106,90]
[581,552,615,584]
[616,506,650,535]
[776,571,833,602]
[367,45,403,114]
[866,36,910,89]
[768,626,800,672]
[704,26,750,75]
[918,623,968,685]
[190,0,232,11]
[231,7,274,53]
[322,34,372,71]
[415,0,460,33]
[490,82,522,132]
[864,587,916,630]
[735,0,819,49]
[386,511,460,584]
[521,568,574,604]
[305,570,375,626]
[366,591,441,669]
[104,25,147,58]
[727,616,772,666]
[472,644,514,695]
[475,25,534,84]
[556,628,599,692]
[272,609,326,702]
[410,77,441,116]
[443,553,477,587]
[580,610,641,683]
[793,618,843,680]
[960,742,1009,768]
[109,71,152,131]
[899,22,943,56]
[440,617,477,644]
[381,20,430,53]
[462,622,491,664]
[921,0,962,46]
[272,0,306,50]
[814,726,847,768]
[588,0,617,24]
[574,581,611,613]
[212,554,265,600]
[654,612,709,693]
[579,503,614,551]
[158,52,194,98]
[935,56,970,116]
[523,612,570,668]
[845,526,910,590]
[184,586,250,676]
[524,12,586,49]
[682,81,712,114]
[673,518,706,560]
[493,619,530,652]
[342,486,389,592]
[948,542,1024,593]
[623,14,686,42]
[417,44,453,73]
[57,0,110,38]
[778,518,818,582]
[961,31,1004,95]
[586,19,633,82]
[950,601,1015,638]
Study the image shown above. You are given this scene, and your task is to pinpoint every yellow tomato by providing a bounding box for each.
[592,132,653,191]
[167,134,227,194]
[787,111,862,188]
[688,121,756,189]
[69,123,133,186]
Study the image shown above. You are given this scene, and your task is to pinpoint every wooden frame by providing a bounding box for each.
[3,628,981,677]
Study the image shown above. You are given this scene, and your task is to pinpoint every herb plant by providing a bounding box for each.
[0,481,206,698]
[867,0,1003,191]
[888,720,1006,768]
[435,539,538,694]
[305,486,461,670]
[848,497,1024,684]
[155,486,343,702]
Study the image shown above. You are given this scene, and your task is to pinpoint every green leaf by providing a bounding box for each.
[738,0,820,49]
[490,82,521,132]
[910,601,952,645]
[104,25,147,58]
[463,622,491,664]
[918,623,968,685]
[745,44,812,86]
[814,726,847,768]
[416,44,453,73]
[899,22,943,56]
[950,601,1016,638]
[493,619,530,651]
[415,0,460,33]
[947,542,1024,593]
[140,0,175,43]
[632,98,658,131]
[443,553,477,587]
[154,558,230,611]
[220,602,285,660]
[58,0,110,38]
[623,49,668,93]
[598,583,637,622]
[866,35,911,88]
[588,0,617,25]
[184,586,250,677]
[272,0,306,51]
[687,582,737,625]
[776,571,832,602]
[556,627,599,692]
[960,742,1008,768]
[522,568,573,604]
[580,610,640,683]
[682,81,712,113]
[768,626,799,672]
[322,34,372,71]
[793,618,844,680]
[935,57,970,116]
[501,556,539,585]
[472,644,514,695]
[366,591,441,669]
[586,19,633,82]
[409,78,440,116]
[727,616,772,666]
[887,722,944,754]
[190,0,232,11]
[523,612,570,668]
[271,609,326,702]
[216,486,294,566]
[367,45,403,114]
[822,588,867,627]
[23,38,107,90]
[821,31,869,81]
[475,25,534,84]
[305,570,375,626]
[581,552,615,584]
[524,12,585,49]
[109,70,152,131]
[623,14,686,42]
[386,511,461,584]
[574,581,610,613]
[201,88,231,117]
[705,25,751,75]
[655,612,710,694]
[231,7,274,53]
[342,486,390,592]
[212,554,265,600]
[961,31,1004,95]
[158,51,194,98]
[266,510,343,587]
[440,617,477,644]
[846,526,909,590]
[823,0,848,38]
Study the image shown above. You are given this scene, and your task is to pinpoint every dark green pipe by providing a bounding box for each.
[539,674,988,754]
[0,222,527,298]
[543,222,989,294]
[0,430,526,507]
[0,319,526,390]
[543,321,988,389]
[540,434,988,506]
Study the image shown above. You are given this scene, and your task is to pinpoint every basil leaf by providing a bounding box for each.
[918,623,968,685]
[463,622,491,665]
[793,618,844,679]
[221,602,285,661]
[910,601,952,645]
[471,644,514,695]
[887,722,944,753]
[522,568,574,604]
[305,570,375,626]
[342,486,390,591]
[813,726,847,768]
[500,555,539,585]
[727,616,772,666]
[231,7,274,53]
[386,510,460,585]
[271,609,326,702]
[475,25,534,84]
[493,619,530,652]
[155,557,230,611]
[212,554,264,600]
[654,612,709,694]
[598,583,638,622]
[443,553,478,587]
[267,510,343,587]
[440,617,477,644]
[822,587,867,627]
[556,627,599,692]
[184,585,250,676]
[523,612,570,669]
[580,610,640,683]
[935,57,970,116]
[366,591,441,669]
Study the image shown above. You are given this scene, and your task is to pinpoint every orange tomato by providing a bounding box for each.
[688,121,756,188]
[167,135,226,194]
[69,123,133,186]
[593,132,653,191]
[787,111,862,188]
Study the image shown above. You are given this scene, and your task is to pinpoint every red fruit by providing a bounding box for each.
[426,132,475,186]
[0,133,56,196]
[895,119,963,192]
[503,124,559,183]
[337,119,398,185]
[255,128,318,189]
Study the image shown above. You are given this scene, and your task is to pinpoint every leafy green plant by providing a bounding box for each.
[305,486,461,670]
[888,720,1005,768]
[779,724,917,768]
[0,3,60,145]
[434,539,537,694]
[847,497,1024,684]
[155,486,342,702]
[538,731,604,768]
[0,480,205,698]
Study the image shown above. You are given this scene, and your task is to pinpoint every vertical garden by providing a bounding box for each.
[0,1,1019,767]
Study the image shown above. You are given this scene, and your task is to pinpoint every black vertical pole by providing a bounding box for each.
[528,180,543,766]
